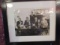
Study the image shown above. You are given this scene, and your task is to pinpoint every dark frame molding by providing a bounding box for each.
[1,0,59,45]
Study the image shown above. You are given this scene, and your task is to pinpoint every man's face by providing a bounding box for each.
[17,16,19,18]
[19,18,21,21]
[31,12,33,15]
[26,17,29,21]
[42,17,46,20]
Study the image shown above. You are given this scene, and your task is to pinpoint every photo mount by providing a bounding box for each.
[1,0,58,45]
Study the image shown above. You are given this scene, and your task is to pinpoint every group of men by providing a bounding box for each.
[15,12,49,36]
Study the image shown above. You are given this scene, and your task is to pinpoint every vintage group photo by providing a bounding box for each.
[7,1,56,42]
[15,9,50,36]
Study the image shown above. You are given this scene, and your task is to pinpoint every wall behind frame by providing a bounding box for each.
[0,6,5,45]
[0,0,60,45]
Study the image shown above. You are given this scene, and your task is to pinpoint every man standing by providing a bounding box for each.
[30,12,36,28]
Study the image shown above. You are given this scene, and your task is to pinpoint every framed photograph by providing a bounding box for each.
[3,1,56,42]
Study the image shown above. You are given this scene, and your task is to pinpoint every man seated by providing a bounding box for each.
[40,16,49,35]
[24,17,30,29]
[41,16,48,28]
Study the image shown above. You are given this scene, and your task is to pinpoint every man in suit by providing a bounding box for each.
[40,16,49,35]
[24,17,30,29]
[30,12,37,28]
[16,16,23,36]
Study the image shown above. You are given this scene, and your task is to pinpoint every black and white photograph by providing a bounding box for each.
[15,9,50,36]
[7,1,56,42]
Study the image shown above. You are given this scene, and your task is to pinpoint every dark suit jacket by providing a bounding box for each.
[30,15,36,23]
[24,20,29,28]
[17,21,23,29]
